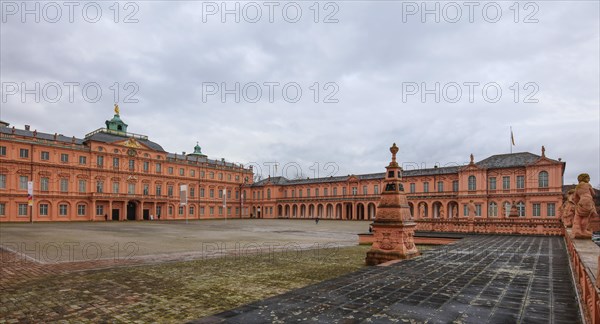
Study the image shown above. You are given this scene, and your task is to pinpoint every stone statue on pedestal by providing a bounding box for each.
[571,173,597,239]
[561,189,576,227]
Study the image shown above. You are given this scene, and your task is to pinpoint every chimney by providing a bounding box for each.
[25,125,30,131]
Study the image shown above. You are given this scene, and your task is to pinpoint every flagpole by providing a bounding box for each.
[510,127,512,154]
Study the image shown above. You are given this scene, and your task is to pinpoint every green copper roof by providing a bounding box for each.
[189,142,206,156]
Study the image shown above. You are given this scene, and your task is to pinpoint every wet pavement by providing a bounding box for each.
[193,235,581,323]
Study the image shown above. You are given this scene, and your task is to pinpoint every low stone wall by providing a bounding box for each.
[415,218,564,236]
[358,233,458,245]
[565,232,600,324]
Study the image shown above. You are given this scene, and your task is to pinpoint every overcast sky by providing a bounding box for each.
[1,1,598,186]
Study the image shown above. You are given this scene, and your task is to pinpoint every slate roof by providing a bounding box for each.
[251,153,561,187]
[0,126,85,145]
[475,152,550,169]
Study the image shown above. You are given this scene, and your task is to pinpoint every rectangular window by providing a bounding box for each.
[96,181,103,193]
[190,187,195,198]
[0,203,5,216]
[129,160,135,171]
[156,185,162,196]
[59,204,68,216]
[168,167,174,175]
[60,153,69,163]
[128,183,135,195]
[452,180,459,192]
[113,182,120,193]
[409,183,415,193]
[219,207,223,215]
[97,155,104,167]
[200,171,205,178]
[503,176,510,190]
[77,204,86,216]
[155,163,162,173]
[324,188,328,196]
[39,204,49,216]
[352,187,357,195]
[228,207,232,215]
[463,204,468,217]
[200,207,205,215]
[167,185,174,197]
[79,180,87,193]
[143,184,149,195]
[299,189,303,198]
[374,185,379,195]
[179,168,185,176]
[143,162,149,172]
[210,207,214,215]
[60,178,68,192]
[96,205,104,216]
[488,203,498,217]
[189,206,194,215]
[475,204,482,216]
[489,177,496,190]
[533,203,541,217]
[219,190,223,198]
[210,189,214,198]
[423,182,429,193]
[79,156,87,165]
[547,203,556,217]
[516,176,524,189]
[209,172,214,179]
[200,188,205,197]
[307,189,311,197]
[332,188,337,196]
[227,190,231,199]
[363,186,368,195]
[18,203,28,216]
[0,146,6,156]
[342,187,347,196]
[315,189,319,197]
[19,148,29,158]
[179,206,184,215]
[218,173,223,180]
[113,157,120,169]
[0,174,5,189]
[40,177,49,191]
[19,176,28,190]
[437,181,444,192]
[168,206,173,215]
[191,170,196,177]
[40,151,50,161]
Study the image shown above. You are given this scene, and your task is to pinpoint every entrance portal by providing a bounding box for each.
[143,209,150,220]
[112,209,119,221]
[127,202,137,220]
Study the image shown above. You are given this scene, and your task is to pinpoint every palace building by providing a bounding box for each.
[0,107,566,224]
[248,150,566,222]
[0,106,254,222]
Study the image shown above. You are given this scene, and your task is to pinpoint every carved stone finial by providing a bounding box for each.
[470,153,474,164]
[541,145,546,157]
[390,143,399,163]
[33,130,37,137]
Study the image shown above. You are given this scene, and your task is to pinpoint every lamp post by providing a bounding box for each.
[239,176,248,218]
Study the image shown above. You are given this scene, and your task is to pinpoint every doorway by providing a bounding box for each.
[112,209,119,221]
[127,202,136,220]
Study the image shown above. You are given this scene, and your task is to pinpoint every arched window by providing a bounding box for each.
[538,171,549,188]
[468,175,476,191]
[489,202,498,217]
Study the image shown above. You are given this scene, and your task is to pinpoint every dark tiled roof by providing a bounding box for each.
[0,127,85,145]
[85,132,165,152]
[475,152,548,169]
[404,166,461,177]
[166,153,242,168]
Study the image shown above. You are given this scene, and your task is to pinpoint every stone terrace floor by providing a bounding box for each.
[193,235,582,324]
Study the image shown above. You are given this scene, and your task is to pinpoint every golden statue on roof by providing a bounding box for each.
[114,104,120,115]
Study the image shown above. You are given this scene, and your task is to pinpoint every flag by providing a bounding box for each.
[510,127,515,146]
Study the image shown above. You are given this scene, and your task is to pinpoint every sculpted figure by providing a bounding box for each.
[468,200,476,219]
[452,206,457,218]
[419,204,426,218]
[571,173,598,239]
[561,189,576,227]
[439,206,445,219]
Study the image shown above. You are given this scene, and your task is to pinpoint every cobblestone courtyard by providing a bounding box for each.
[0,220,370,322]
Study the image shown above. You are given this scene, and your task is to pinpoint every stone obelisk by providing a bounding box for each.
[366,143,420,265]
